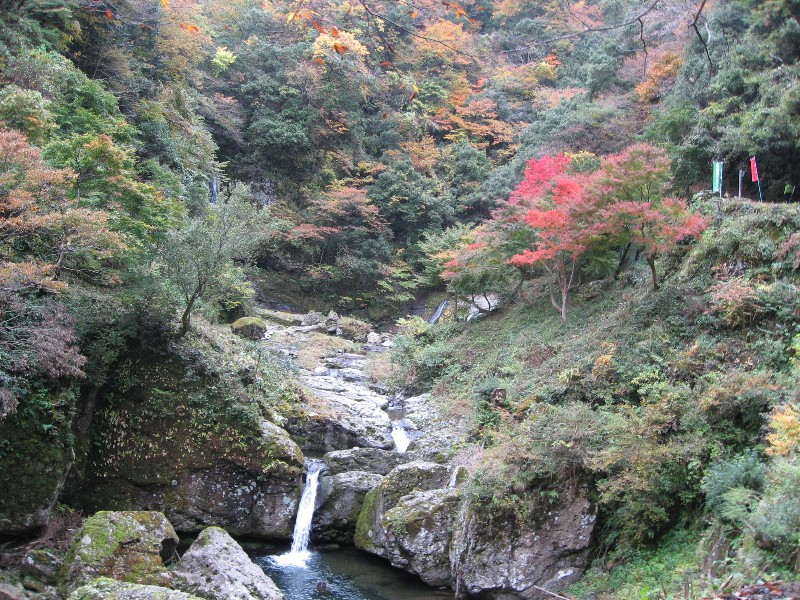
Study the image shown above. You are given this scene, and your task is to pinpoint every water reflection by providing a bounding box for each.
[255,546,452,600]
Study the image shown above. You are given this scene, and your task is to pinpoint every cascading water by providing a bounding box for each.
[272,459,325,567]
[428,300,449,325]
[391,422,411,453]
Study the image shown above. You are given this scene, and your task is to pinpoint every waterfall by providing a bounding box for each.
[273,459,324,567]
[428,300,449,325]
[391,422,411,453]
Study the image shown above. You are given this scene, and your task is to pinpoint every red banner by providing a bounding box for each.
[750,156,759,182]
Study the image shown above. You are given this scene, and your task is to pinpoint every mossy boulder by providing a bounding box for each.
[60,511,178,593]
[172,527,284,600]
[383,488,462,587]
[336,317,372,342]
[231,317,267,340]
[450,482,597,599]
[354,461,451,557]
[68,578,202,600]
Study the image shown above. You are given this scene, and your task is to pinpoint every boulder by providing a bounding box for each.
[354,461,451,558]
[172,527,283,600]
[323,448,416,476]
[313,471,384,543]
[383,488,462,587]
[336,317,371,342]
[22,548,63,584]
[285,377,394,452]
[67,578,202,600]
[450,482,597,599]
[59,511,178,593]
[230,318,267,340]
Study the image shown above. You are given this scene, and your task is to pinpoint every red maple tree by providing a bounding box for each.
[506,154,603,321]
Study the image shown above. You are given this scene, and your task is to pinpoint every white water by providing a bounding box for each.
[391,423,412,453]
[272,461,324,567]
[428,300,449,324]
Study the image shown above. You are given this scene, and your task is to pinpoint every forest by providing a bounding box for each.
[0,0,799,598]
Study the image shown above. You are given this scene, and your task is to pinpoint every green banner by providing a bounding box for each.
[712,161,723,193]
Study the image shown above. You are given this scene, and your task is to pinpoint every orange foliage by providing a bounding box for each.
[636,51,683,103]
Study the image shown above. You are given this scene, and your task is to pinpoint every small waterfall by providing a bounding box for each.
[273,459,324,567]
[428,300,449,325]
[391,422,411,453]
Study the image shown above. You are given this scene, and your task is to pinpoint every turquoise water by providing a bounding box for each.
[254,546,452,600]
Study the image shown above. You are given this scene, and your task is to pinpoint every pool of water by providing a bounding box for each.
[253,545,453,600]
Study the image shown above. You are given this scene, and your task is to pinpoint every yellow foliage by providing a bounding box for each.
[767,403,800,456]
[312,30,369,59]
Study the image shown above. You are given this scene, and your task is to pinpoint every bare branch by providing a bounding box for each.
[498,0,662,56]
[690,0,713,72]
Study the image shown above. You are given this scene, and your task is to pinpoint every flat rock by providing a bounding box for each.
[323,448,417,476]
[172,527,283,600]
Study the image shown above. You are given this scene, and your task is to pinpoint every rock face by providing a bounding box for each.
[313,471,384,543]
[0,386,76,536]
[172,527,284,600]
[67,578,201,600]
[323,447,416,476]
[285,354,394,452]
[230,318,267,340]
[354,461,451,558]
[449,482,597,599]
[71,351,304,539]
[59,511,178,593]
[383,489,462,587]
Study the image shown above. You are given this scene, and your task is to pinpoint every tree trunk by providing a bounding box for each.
[614,242,632,280]
[175,288,201,338]
[560,285,569,321]
[646,254,659,289]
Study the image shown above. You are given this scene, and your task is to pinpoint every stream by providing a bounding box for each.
[257,319,433,598]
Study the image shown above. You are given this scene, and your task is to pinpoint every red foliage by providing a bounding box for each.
[505,154,603,319]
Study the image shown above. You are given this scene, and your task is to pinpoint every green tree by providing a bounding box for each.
[161,184,265,337]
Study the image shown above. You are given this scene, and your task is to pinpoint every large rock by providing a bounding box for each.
[354,461,451,557]
[323,447,416,476]
[59,511,178,593]
[70,348,304,539]
[76,419,303,538]
[450,482,597,599]
[336,317,371,342]
[172,527,283,600]
[285,375,394,452]
[230,318,267,340]
[383,488,462,587]
[313,471,384,543]
[21,548,63,584]
[68,578,201,600]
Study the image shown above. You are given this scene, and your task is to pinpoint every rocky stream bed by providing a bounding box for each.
[0,308,598,599]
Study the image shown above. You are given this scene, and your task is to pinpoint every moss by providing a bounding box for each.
[230,317,267,340]
[0,386,75,528]
[354,487,379,549]
[67,577,203,600]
